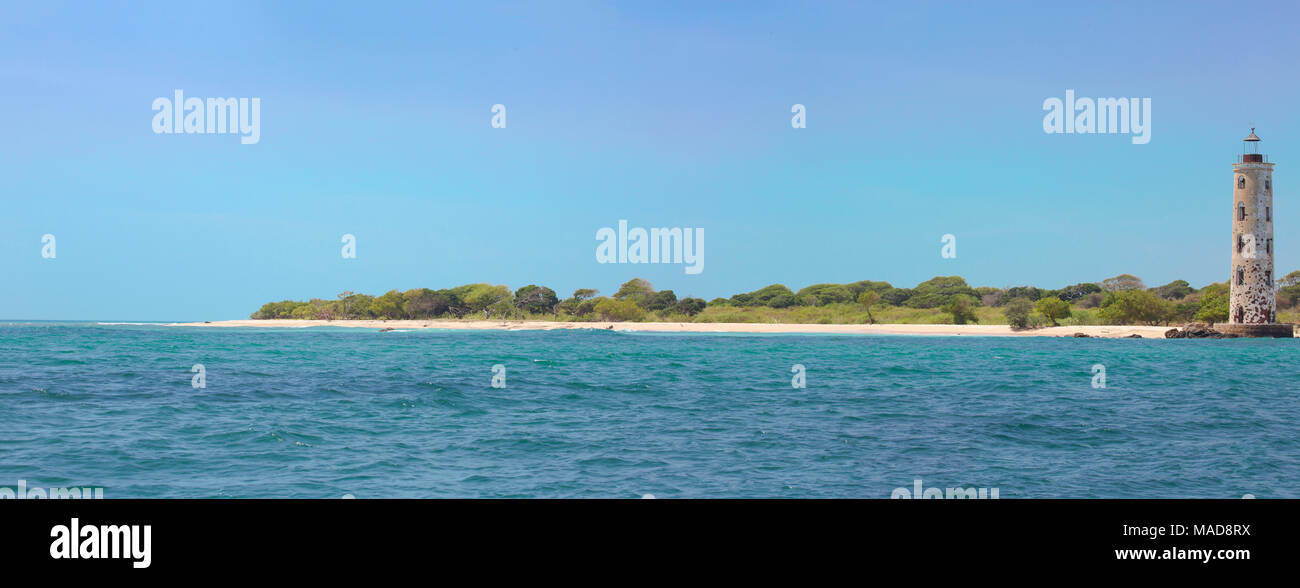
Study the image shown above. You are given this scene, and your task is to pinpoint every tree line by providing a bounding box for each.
[251,271,1300,325]
[250,279,706,322]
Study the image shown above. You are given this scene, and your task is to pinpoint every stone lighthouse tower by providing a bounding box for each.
[1224,129,1291,336]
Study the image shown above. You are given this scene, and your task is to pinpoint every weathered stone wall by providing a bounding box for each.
[1217,323,1293,338]
[1229,161,1276,324]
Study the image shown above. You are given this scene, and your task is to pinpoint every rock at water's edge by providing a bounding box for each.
[1165,324,1238,339]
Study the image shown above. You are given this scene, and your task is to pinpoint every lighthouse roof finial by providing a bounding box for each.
[1245,127,1261,142]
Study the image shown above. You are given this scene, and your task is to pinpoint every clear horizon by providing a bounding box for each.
[5,1,1299,320]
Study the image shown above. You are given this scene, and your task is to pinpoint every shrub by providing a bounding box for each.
[594,298,645,321]
[941,294,979,324]
[1003,298,1036,330]
[1099,289,1174,325]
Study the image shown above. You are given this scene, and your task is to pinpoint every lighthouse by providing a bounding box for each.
[1223,129,1292,337]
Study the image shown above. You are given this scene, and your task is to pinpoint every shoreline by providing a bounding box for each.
[167,319,1177,338]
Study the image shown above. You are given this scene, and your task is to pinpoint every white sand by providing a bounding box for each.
[168,319,1174,338]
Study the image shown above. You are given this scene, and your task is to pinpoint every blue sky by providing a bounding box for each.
[3,0,1299,320]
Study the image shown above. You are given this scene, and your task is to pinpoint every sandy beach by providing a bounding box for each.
[167,319,1175,338]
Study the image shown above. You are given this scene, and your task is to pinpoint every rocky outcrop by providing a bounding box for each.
[1165,324,1239,339]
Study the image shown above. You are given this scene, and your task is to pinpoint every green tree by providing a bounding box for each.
[557,289,598,316]
[880,287,914,306]
[595,298,645,321]
[251,300,305,319]
[675,297,706,316]
[1194,289,1229,324]
[613,278,655,304]
[1034,296,1071,326]
[1002,286,1044,302]
[1056,282,1102,302]
[336,291,355,317]
[573,297,602,318]
[1173,298,1202,322]
[845,280,893,300]
[907,276,980,308]
[1101,274,1145,292]
[644,290,678,311]
[371,290,405,319]
[458,284,512,316]
[730,284,796,307]
[1003,298,1036,330]
[1151,279,1195,300]
[941,294,979,324]
[339,292,374,319]
[975,287,1003,306]
[1099,289,1174,325]
[514,285,559,314]
[1276,273,1300,310]
[857,290,881,324]
[795,283,855,306]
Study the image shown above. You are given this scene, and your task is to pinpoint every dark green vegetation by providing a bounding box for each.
[251,272,1300,326]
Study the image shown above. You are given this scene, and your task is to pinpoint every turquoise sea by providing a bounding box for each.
[1,322,1296,498]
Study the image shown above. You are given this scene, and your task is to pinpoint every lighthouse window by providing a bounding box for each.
[1238,176,1246,189]
[1268,239,1272,254]
[1267,206,1271,221]
[1238,203,1246,220]
[1266,178,1271,190]
[1237,267,1244,285]
[1236,234,1243,252]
